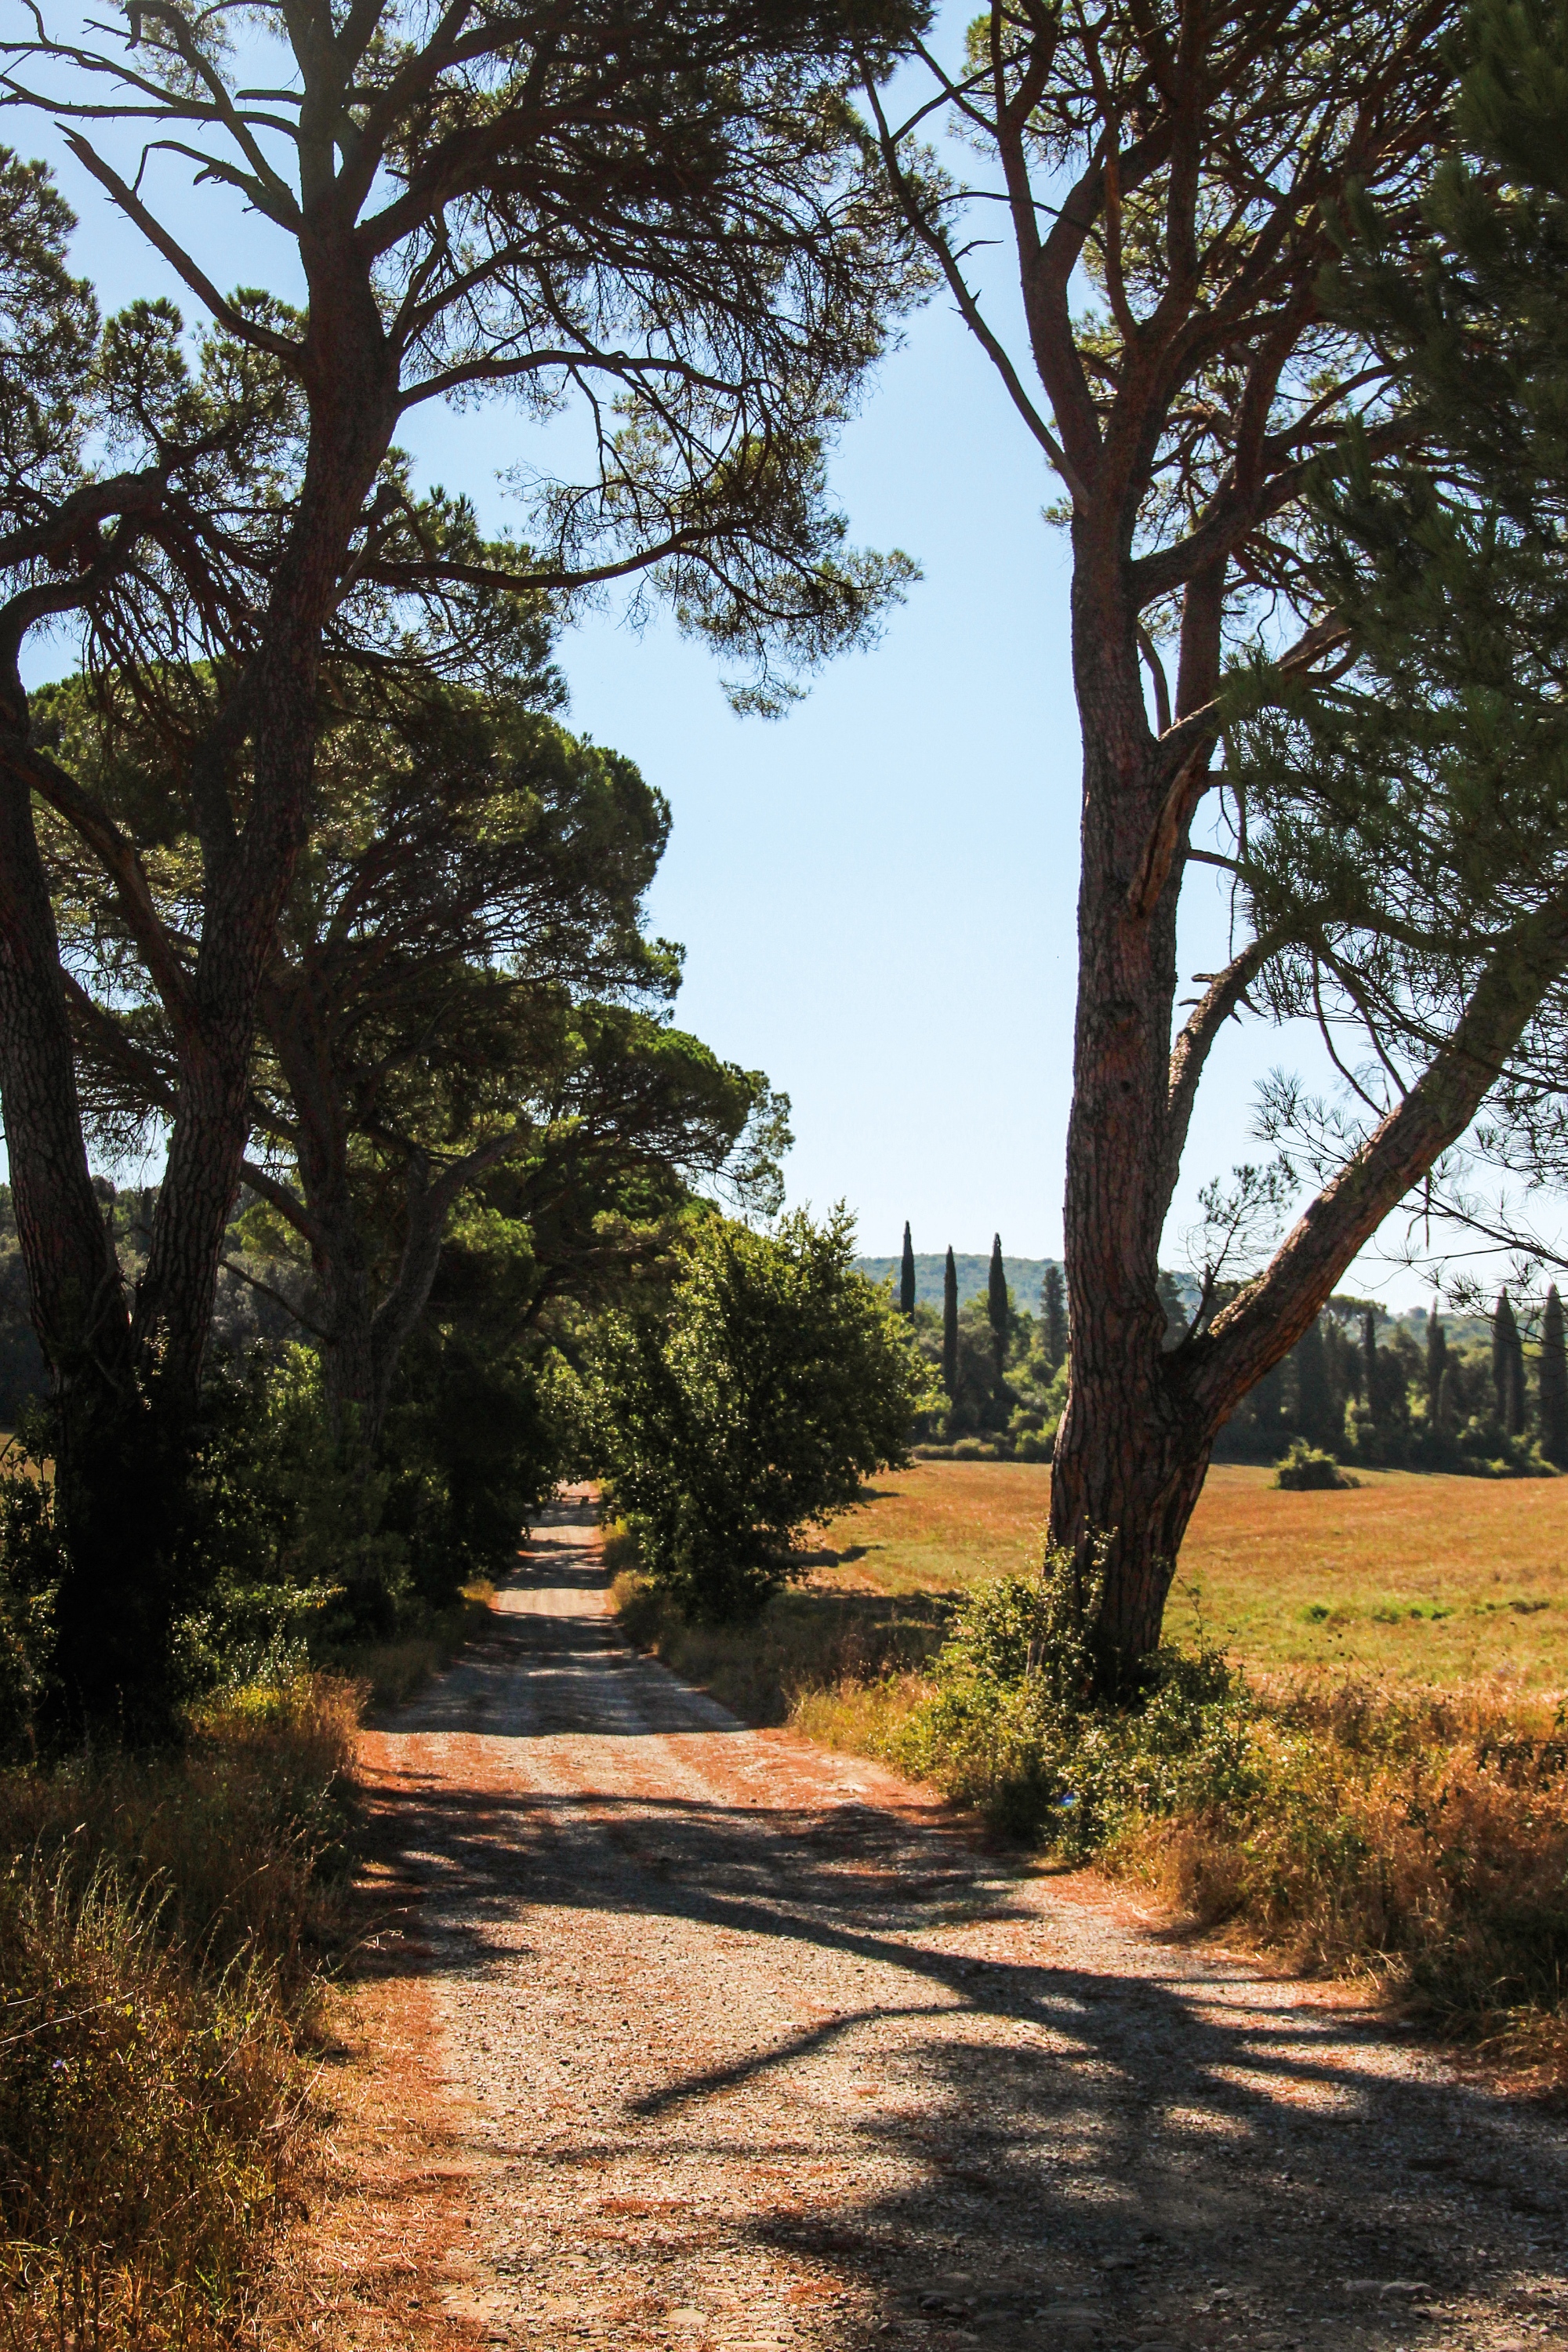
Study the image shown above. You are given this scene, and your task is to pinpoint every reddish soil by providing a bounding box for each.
[283,1494,1568,2352]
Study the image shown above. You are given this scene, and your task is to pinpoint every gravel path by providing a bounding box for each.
[356,1493,1568,2352]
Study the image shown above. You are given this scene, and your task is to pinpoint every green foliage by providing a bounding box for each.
[0,1410,62,1762]
[942,1245,958,1396]
[1273,1439,1354,1490]
[383,1327,575,1610]
[595,1207,932,1621]
[1541,1285,1568,1464]
[986,1232,1008,1375]
[893,1542,1251,1844]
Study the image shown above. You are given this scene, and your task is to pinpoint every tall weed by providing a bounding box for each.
[0,1673,359,2347]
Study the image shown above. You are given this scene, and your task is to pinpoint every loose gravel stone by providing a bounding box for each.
[352,1493,1568,2352]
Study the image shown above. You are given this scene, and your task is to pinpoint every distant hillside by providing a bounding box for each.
[855,1254,1062,1312]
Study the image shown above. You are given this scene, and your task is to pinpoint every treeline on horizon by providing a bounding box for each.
[884,1225,1565,1476]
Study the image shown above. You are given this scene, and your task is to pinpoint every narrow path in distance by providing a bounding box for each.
[352,1492,1566,2352]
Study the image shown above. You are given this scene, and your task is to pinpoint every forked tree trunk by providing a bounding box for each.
[1044,547,1209,1686]
[1044,528,1568,1698]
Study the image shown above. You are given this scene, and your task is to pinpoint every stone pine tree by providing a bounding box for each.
[987,1235,1008,1377]
[899,1222,916,1317]
[1425,1306,1449,1419]
[1493,1293,1527,1437]
[1540,1287,1568,1466]
[942,1247,959,1397]
[0,0,924,1730]
[865,0,1568,1690]
[1041,1265,1068,1373]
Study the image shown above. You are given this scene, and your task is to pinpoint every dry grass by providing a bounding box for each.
[610,1569,946,1725]
[0,1674,361,2350]
[1106,1675,1568,2067]
[815,1460,1568,1688]
[351,1582,497,1711]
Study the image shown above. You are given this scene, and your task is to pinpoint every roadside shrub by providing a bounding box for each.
[601,1517,643,1577]
[593,1206,933,1621]
[889,1548,1252,1842]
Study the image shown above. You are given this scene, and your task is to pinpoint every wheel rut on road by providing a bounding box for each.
[351,1493,1567,2352]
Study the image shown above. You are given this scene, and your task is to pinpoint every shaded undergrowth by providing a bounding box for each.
[609,1555,950,1724]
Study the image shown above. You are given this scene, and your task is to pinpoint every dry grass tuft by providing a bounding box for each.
[350,1581,497,1711]
[1105,1675,1568,2067]
[0,1673,360,2348]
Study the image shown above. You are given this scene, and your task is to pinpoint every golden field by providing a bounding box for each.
[815,1459,1568,1687]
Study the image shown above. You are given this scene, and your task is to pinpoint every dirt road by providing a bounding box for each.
[350,1494,1567,2352]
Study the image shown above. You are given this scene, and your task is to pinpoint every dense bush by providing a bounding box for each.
[891,1547,1253,1840]
[875,1548,1568,2050]
[381,1323,576,1611]
[594,1207,931,1619]
[0,1334,556,1758]
[1273,1439,1356,1490]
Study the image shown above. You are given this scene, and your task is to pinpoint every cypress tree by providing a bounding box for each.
[1363,1307,1380,1428]
[899,1221,916,1316]
[1492,1288,1511,1416]
[1541,1286,1568,1465]
[1425,1304,1447,1416]
[942,1246,958,1396]
[1436,1364,1461,1439]
[1494,1290,1526,1436]
[1293,1315,1334,1447]
[987,1232,1008,1376]
[1041,1264,1067,1371]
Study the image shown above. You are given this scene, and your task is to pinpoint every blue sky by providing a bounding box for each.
[9,15,1479,1305]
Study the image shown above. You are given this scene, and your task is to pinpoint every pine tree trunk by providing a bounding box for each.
[1039,521,1568,1692]
[0,746,181,1731]
[1045,553,1204,1690]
